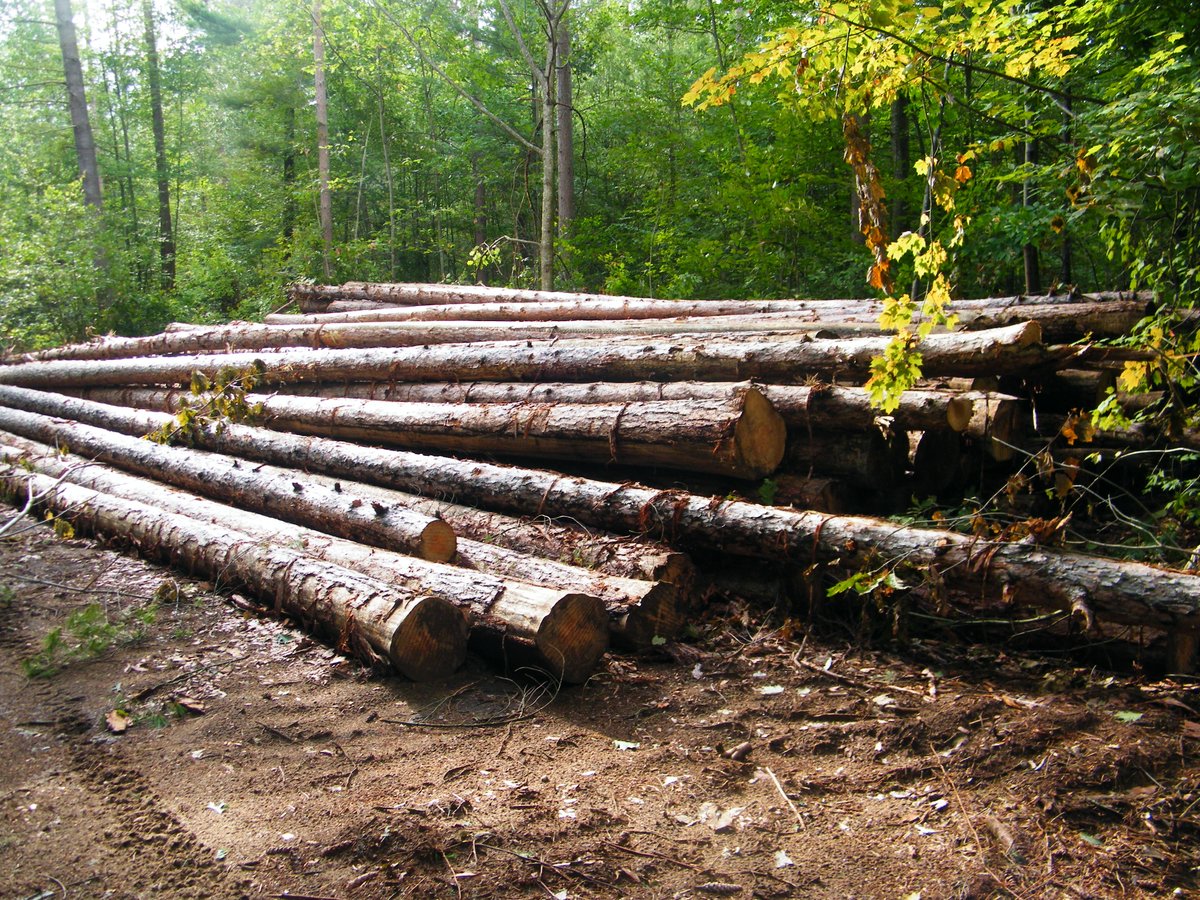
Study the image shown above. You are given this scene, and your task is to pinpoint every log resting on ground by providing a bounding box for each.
[0,408,675,652]
[0,323,1056,389]
[0,436,608,679]
[64,387,787,480]
[0,465,466,680]
[0,399,456,562]
[2,386,1197,639]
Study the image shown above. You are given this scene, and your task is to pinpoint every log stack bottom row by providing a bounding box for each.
[2,282,1198,679]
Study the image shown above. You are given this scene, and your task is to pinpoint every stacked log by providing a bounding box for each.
[2,282,1197,675]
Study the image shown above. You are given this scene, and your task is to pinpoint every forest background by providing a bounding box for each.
[0,0,1196,365]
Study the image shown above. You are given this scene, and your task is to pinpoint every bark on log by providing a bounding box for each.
[0,436,606,680]
[0,323,1056,389]
[66,387,786,480]
[960,392,1027,462]
[0,464,466,680]
[1036,369,1118,412]
[767,474,850,513]
[274,381,973,435]
[785,428,909,487]
[911,430,968,496]
[264,296,1148,334]
[10,303,1138,365]
[286,281,1149,312]
[0,402,456,562]
[7,386,1198,637]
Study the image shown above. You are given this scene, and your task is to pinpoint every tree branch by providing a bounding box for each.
[368,0,541,155]
[821,9,1104,114]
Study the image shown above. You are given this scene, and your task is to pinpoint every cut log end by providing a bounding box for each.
[946,396,975,433]
[536,592,610,684]
[733,388,787,478]
[388,596,469,681]
[612,582,682,650]
[419,519,458,563]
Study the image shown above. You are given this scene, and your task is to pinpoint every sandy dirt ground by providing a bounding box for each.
[1,520,1199,899]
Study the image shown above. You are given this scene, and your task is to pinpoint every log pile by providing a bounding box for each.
[3,282,1198,677]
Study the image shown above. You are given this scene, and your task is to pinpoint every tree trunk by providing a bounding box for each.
[0,464,465,680]
[6,386,1200,637]
[313,0,333,279]
[55,0,103,215]
[283,105,296,245]
[0,435,606,681]
[555,18,574,238]
[67,387,788,480]
[0,323,1053,390]
[0,401,455,563]
[539,39,555,290]
[890,97,910,238]
[142,0,174,290]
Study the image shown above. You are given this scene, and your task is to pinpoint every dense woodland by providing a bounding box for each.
[0,0,1194,342]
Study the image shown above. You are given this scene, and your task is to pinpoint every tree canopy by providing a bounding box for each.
[0,0,1195,355]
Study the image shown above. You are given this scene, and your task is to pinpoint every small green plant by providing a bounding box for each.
[146,362,266,446]
[757,478,778,506]
[21,599,158,678]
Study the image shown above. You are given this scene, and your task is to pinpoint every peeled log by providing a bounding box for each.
[7,386,1198,637]
[0,436,606,681]
[76,387,787,480]
[0,323,1058,388]
[0,401,456,562]
[276,381,972,435]
[0,466,465,680]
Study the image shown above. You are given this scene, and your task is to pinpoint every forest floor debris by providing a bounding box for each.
[2,521,1199,898]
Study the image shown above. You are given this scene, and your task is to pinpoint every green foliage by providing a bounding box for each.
[21,600,158,678]
[146,362,266,445]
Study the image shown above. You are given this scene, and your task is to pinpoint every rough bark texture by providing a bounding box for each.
[0,401,456,563]
[4,386,1193,636]
[0,435,606,681]
[286,282,1149,313]
[54,0,103,215]
[785,428,909,488]
[0,465,465,680]
[274,380,972,434]
[71,387,786,480]
[0,323,1056,389]
[142,0,174,289]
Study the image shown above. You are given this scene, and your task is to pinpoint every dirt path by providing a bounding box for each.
[1,521,1198,899]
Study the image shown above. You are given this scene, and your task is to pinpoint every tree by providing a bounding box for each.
[53,0,103,217]
[143,0,175,289]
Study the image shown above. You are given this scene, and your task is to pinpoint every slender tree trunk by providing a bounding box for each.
[890,97,910,238]
[56,0,103,215]
[555,19,574,238]
[313,0,333,279]
[377,66,396,279]
[283,105,296,246]
[539,45,555,290]
[1023,137,1041,294]
[142,0,174,290]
